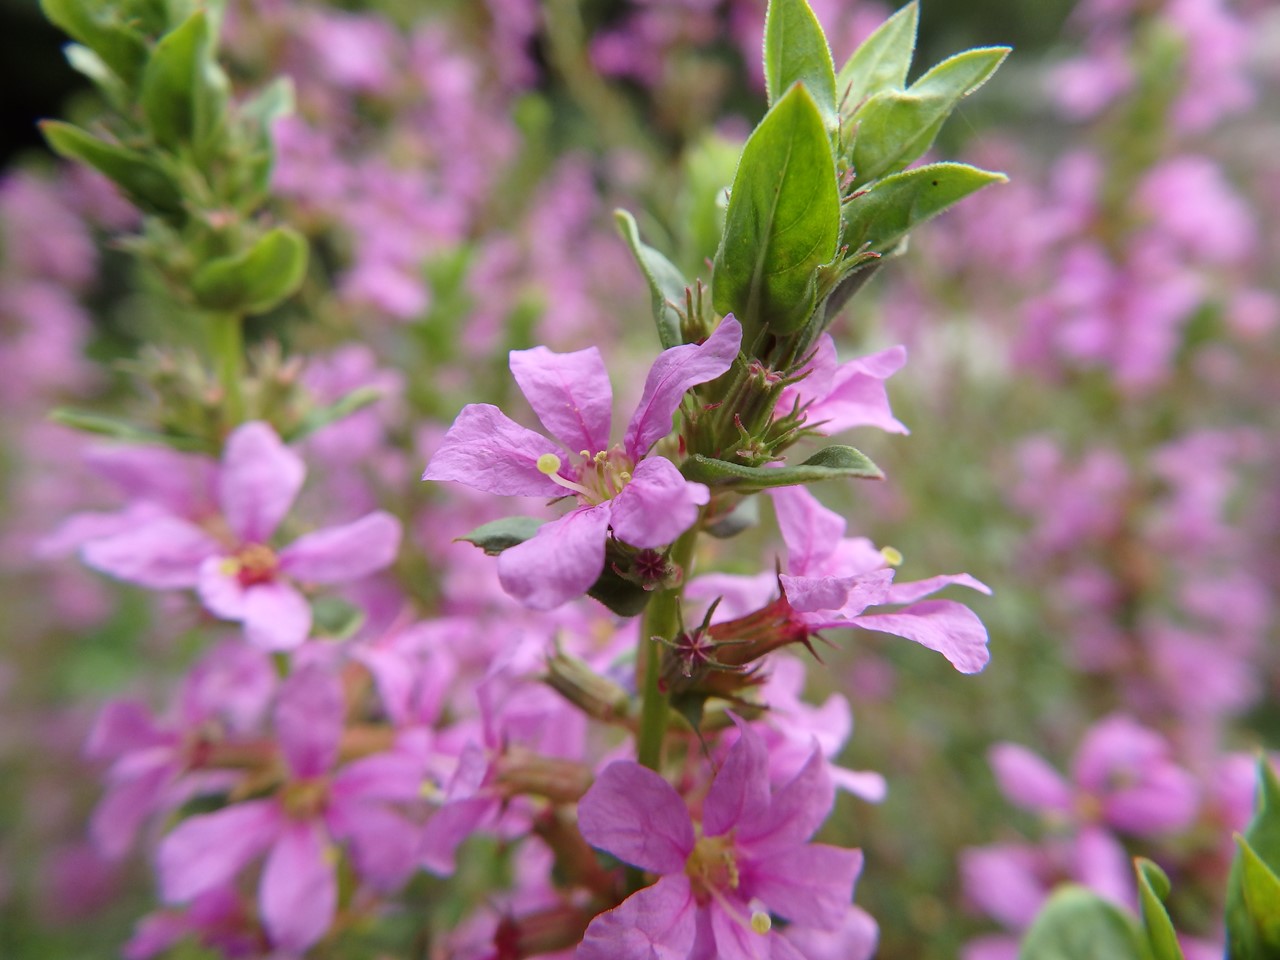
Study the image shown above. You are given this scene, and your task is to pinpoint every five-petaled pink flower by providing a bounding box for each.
[575,718,863,959]
[423,318,742,609]
[82,421,401,650]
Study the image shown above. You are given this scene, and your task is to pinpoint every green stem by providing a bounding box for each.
[209,310,245,428]
[636,527,698,771]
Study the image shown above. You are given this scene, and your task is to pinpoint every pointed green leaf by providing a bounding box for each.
[843,161,1006,254]
[40,121,185,217]
[192,227,309,315]
[764,0,837,126]
[140,11,228,152]
[40,0,148,86]
[1135,859,1184,960]
[1226,758,1280,957]
[850,46,1009,185]
[679,132,739,271]
[615,209,687,349]
[1018,885,1150,960]
[712,83,840,339]
[64,44,130,110]
[1237,838,1280,951]
[683,445,881,491]
[49,408,207,451]
[457,517,545,556]
[284,386,384,442]
[836,1,918,109]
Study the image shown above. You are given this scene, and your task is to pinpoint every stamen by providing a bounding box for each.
[750,911,772,934]
[537,453,594,499]
[880,545,904,567]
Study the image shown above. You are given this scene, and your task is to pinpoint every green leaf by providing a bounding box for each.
[1237,838,1280,952]
[1227,758,1280,958]
[64,44,130,110]
[236,77,296,206]
[586,565,653,618]
[836,0,917,109]
[192,227,309,315]
[140,10,229,154]
[310,596,365,640]
[678,132,739,272]
[1018,885,1150,960]
[764,0,837,126]
[284,386,384,442]
[712,83,841,338]
[40,121,184,217]
[842,161,1006,254]
[457,517,546,556]
[49,408,207,451]
[615,209,687,349]
[850,45,1009,185]
[40,0,148,87]
[683,445,882,491]
[1135,859,1184,960]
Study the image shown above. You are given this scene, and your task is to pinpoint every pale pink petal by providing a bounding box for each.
[275,665,343,779]
[509,345,613,455]
[959,844,1048,928]
[770,486,846,576]
[1073,826,1134,910]
[260,820,337,952]
[578,761,694,873]
[608,456,709,548]
[1072,715,1166,794]
[745,844,863,928]
[960,935,1021,960]
[777,335,837,414]
[331,752,425,803]
[280,511,401,583]
[830,767,889,803]
[708,902,763,960]
[782,569,892,616]
[577,874,698,960]
[420,796,496,875]
[243,582,313,651]
[85,444,214,515]
[1105,764,1199,836]
[704,718,770,838]
[623,316,742,458]
[852,600,990,674]
[884,573,992,604]
[421,403,561,497]
[158,799,281,902]
[781,905,879,960]
[82,517,221,589]
[197,556,247,619]
[325,800,417,890]
[85,700,167,760]
[91,758,173,859]
[219,422,305,543]
[988,743,1073,816]
[804,346,909,435]
[496,504,611,610]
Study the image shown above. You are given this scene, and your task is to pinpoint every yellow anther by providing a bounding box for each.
[537,453,563,476]
[750,911,772,935]
[579,450,591,459]
[880,545,904,567]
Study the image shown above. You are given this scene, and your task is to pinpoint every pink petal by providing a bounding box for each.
[326,800,417,890]
[704,718,770,838]
[623,316,742,458]
[988,743,1073,816]
[420,796,497,875]
[884,573,992,604]
[1104,764,1199,836]
[708,903,764,960]
[578,761,694,873]
[219,422,305,543]
[781,905,879,960]
[739,749,834,851]
[331,752,426,803]
[85,444,215,515]
[804,345,909,435]
[260,820,337,952]
[577,874,698,960]
[770,486,846,577]
[959,844,1049,928]
[421,403,561,497]
[496,504,611,610]
[275,665,343,779]
[509,345,613,455]
[243,582,313,651]
[158,799,281,902]
[608,456,709,548]
[782,569,892,616]
[280,511,401,583]
[85,700,167,760]
[197,556,247,619]
[852,600,991,674]
[744,844,863,928]
[1073,826,1135,910]
[91,758,173,859]
[82,517,221,589]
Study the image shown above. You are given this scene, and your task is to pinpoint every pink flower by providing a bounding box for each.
[158,666,425,953]
[576,719,863,959]
[777,335,908,437]
[81,422,401,650]
[424,318,741,609]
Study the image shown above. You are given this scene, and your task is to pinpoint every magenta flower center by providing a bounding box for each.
[230,543,279,587]
[536,446,634,505]
[280,777,330,819]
